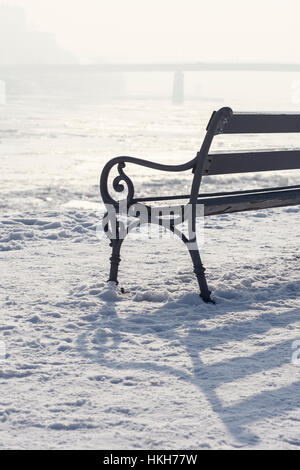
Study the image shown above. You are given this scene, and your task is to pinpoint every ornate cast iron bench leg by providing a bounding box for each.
[188,246,213,303]
[108,238,123,285]
[103,214,126,287]
[171,223,214,303]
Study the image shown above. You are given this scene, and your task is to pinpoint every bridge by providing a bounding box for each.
[1,62,300,103]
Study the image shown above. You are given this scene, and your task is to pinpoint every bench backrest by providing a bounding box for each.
[203,110,300,176]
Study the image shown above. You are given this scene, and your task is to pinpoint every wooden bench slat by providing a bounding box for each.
[198,187,300,216]
[133,184,300,203]
[205,150,300,175]
[223,113,300,134]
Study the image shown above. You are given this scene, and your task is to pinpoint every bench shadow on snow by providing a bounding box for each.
[77,281,300,447]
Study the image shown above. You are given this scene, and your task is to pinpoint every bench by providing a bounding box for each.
[100,107,300,303]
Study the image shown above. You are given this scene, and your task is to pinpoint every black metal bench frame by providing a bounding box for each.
[100,107,300,303]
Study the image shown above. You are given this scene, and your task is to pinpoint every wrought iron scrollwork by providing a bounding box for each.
[112,163,135,205]
[100,158,136,207]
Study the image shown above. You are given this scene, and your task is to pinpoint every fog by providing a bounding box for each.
[1,0,300,64]
[0,0,300,104]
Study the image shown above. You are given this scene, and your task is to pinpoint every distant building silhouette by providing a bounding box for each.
[0,5,75,65]
[0,6,123,99]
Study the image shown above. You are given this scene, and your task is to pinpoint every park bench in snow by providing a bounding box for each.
[100,107,300,303]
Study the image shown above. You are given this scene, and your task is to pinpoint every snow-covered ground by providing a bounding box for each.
[0,95,300,449]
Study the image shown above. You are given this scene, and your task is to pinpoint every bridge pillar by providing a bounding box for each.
[172,71,184,104]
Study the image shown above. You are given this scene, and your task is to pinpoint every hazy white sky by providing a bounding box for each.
[1,0,300,63]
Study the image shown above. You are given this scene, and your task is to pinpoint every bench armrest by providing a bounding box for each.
[100,155,196,207]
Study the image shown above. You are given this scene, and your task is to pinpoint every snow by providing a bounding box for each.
[0,95,300,449]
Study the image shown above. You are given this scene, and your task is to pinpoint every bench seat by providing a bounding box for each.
[197,184,300,216]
